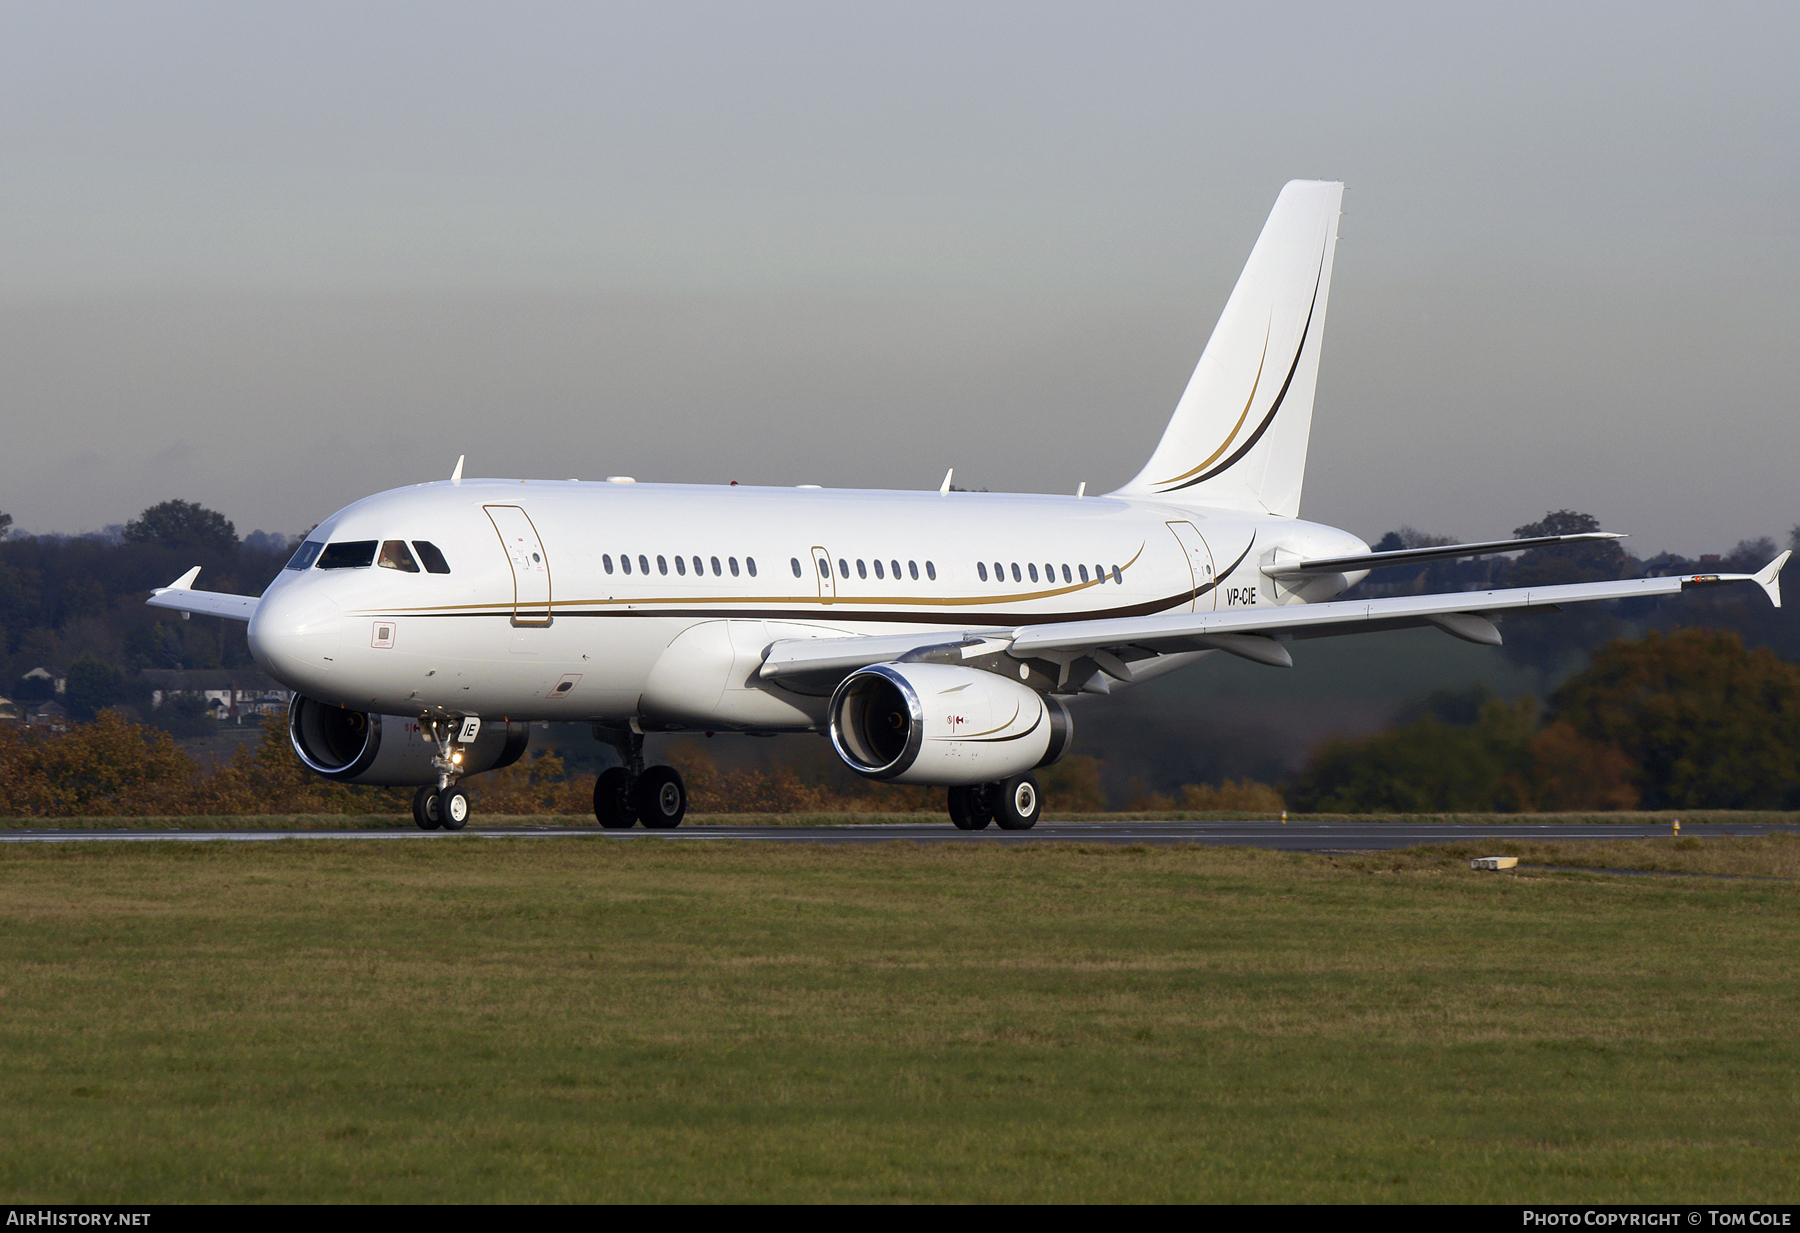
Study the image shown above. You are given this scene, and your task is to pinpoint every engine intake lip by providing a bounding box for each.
[288,694,382,780]
[829,664,924,779]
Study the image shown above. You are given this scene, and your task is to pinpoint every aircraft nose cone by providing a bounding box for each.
[248,584,343,698]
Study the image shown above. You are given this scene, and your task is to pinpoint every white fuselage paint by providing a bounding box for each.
[247,478,1369,730]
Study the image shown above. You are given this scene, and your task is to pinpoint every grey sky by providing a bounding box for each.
[3,2,1795,556]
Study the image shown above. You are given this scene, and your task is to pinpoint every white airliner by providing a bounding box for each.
[148,180,1788,832]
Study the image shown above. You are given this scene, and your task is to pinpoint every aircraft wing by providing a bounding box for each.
[759,554,1788,688]
[146,567,262,622]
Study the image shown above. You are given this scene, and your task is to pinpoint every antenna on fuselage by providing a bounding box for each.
[940,468,953,494]
[450,455,465,485]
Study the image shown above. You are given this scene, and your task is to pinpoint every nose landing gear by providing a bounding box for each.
[410,715,480,831]
[592,726,688,829]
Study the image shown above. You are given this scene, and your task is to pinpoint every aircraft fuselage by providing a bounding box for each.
[248,477,1369,730]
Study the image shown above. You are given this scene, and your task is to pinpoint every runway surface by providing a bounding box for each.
[4,819,1797,850]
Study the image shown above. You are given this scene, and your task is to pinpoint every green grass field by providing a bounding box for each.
[3,833,1797,1202]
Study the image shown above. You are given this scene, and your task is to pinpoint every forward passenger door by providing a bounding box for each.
[485,505,553,626]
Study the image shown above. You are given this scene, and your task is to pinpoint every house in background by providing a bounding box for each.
[140,669,292,723]
[20,666,67,697]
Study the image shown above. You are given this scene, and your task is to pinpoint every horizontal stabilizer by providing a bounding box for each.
[1263,532,1625,579]
[146,569,261,622]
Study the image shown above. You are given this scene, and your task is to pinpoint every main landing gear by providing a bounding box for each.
[411,715,478,831]
[947,773,1041,831]
[411,783,471,831]
[592,727,688,829]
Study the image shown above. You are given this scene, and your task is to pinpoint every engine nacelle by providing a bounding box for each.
[287,695,530,786]
[828,662,1072,786]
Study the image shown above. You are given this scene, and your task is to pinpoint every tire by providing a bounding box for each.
[437,785,471,831]
[947,785,990,830]
[994,774,1041,830]
[594,767,637,829]
[413,785,442,831]
[634,765,687,829]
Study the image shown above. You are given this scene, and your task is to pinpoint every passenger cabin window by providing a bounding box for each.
[318,540,377,569]
[908,560,919,581]
[638,555,649,575]
[675,556,686,576]
[286,541,324,571]
[746,557,758,577]
[857,560,867,579]
[926,561,936,581]
[791,558,802,578]
[711,556,722,576]
[378,540,419,572]
[874,560,885,579]
[977,562,987,582]
[412,541,451,574]
[729,557,740,576]
[603,554,614,574]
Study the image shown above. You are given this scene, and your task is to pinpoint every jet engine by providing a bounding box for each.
[287,695,529,786]
[828,662,1072,785]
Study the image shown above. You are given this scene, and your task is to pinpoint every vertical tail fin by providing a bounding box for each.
[1114,180,1343,517]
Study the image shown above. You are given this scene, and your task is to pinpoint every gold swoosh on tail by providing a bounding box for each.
[1153,317,1271,486]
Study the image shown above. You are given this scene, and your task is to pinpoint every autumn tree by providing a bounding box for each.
[123,500,238,554]
[1548,628,1800,809]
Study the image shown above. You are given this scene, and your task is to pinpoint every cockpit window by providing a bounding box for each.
[378,540,419,572]
[317,540,378,569]
[412,541,452,574]
[285,540,324,571]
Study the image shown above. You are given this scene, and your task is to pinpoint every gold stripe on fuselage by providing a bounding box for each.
[355,544,1151,617]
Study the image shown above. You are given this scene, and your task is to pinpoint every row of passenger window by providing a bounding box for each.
[288,539,453,574]
[980,561,1121,585]
[805,557,936,582]
[604,554,758,578]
